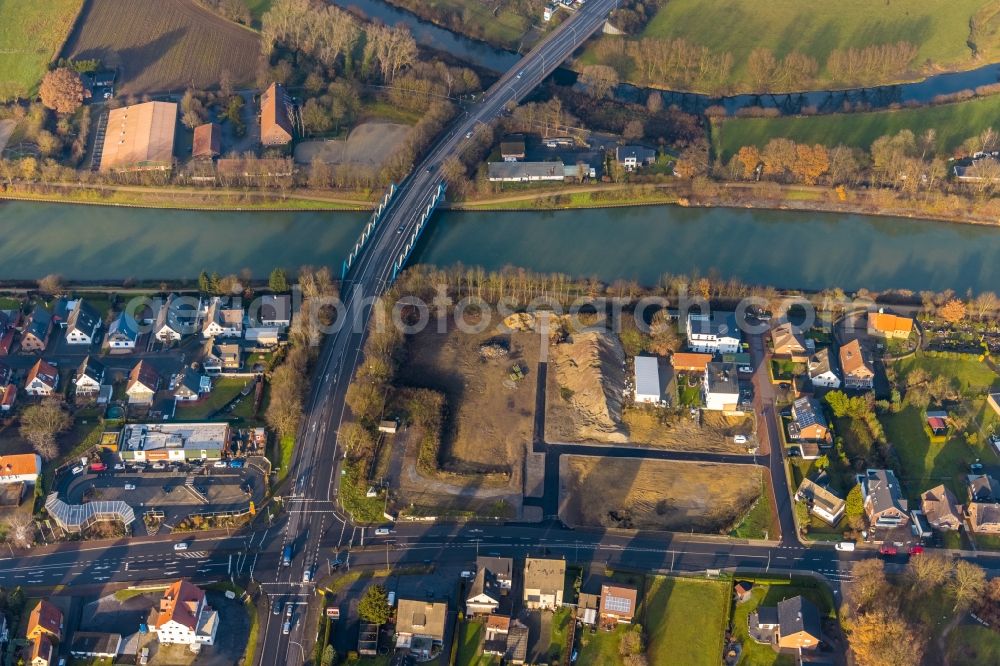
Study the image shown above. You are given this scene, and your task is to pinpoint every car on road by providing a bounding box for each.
[174,542,189,551]
[282,544,293,566]
[302,569,312,583]
[733,435,748,445]
[151,462,165,470]
[273,601,282,615]
[909,545,924,555]
[879,544,898,556]
[516,70,524,78]
[739,365,753,374]
[282,621,291,635]
[124,483,136,491]
[229,459,245,469]
[465,130,473,138]
[396,224,405,234]
[835,541,856,552]
[286,604,293,619]
[113,463,125,471]
[213,461,228,468]
[71,465,84,475]
[374,527,392,536]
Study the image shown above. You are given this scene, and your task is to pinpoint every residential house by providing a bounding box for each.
[466,556,514,616]
[704,362,741,412]
[920,485,962,531]
[27,600,63,642]
[615,145,656,170]
[394,599,447,658]
[789,397,829,442]
[153,580,218,647]
[1,384,16,412]
[25,359,59,397]
[795,478,845,526]
[633,355,662,404]
[861,469,909,529]
[770,322,809,360]
[483,615,511,656]
[192,123,221,160]
[202,298,243,338]
[173,367,210,402]
[523,557,565,610]
[598,584,638,625]
[126,361,161,405]
[251,294,292,329]
[29,634,54,666]
[749,596,822,651]
[154,294,199,342]
[967,474,999,503]
[245,327,280,347]
[52,298,73,328]
[670,352,713,373]
[867,311,913,340]
[65,300,102,345]
[500,136,526,161]
[686,312,741,354]
[260,82,294,146]
[839,339,874,390]
[967,501,1000,534]
[0,454,41,485]
[807,348,841,389]
[20,307,52,352]
[107,311,140,349]
[214,343,242,372]
[505,620,529,665]
[74,355,105,397]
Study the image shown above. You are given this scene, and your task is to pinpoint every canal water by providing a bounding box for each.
[3,200,1000,294]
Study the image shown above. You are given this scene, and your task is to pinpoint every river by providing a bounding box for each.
[3,200,1000,294]
[333,0,1000,115]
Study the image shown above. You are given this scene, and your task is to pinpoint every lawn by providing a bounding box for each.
[576,624,629,666]
[455,619,498,666]
[585,0,997,93]
[339,459,388,524]
[0,0,83,101]
[175,377,251,420]
[729,477,778,540]
[712,94,1000,162]
[947,625,1000,666]
[642,576,729,666]
[381,0,532,50]
[729,577,836,666]
[547,607,573,663]
[895,352,1000,395]
[61,0,260,94]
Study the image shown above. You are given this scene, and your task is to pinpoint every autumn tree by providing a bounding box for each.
[580,64,619,99]
[673,139,709,178]
[39,68,84,114]
[906,552,952,590]
[951,560,987,611]
[847,608,925,666]
[20,399,73,460]
[849,559,890,612]
[735,145,762,179]
[37,274,63,295]
[938,298,967,324]
[358,584,392,624]
[793,143,829,185]
[746,47,777,91]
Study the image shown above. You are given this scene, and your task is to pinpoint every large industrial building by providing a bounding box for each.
[118,422,229,462]
[99,101,177,172]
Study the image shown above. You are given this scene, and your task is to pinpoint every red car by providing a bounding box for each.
[879,544,898,556]
[909,545,924,555]
[89,462,107,472]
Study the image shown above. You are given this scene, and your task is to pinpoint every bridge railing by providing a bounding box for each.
[342,183,397,279]
[392,182,446,281]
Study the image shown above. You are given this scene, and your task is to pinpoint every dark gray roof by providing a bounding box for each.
[689,312,740,339]
[505,621,528,662]
[968,474,999,502]
[755,606,779,626]
[68,300,102,336]
[792,397,827,430]
[176,367,203,396]
[777,595,822,639]
[808,347,837,377]
[705,362,740,395]
[77,355,105,383]
[865,469,907,514]
[108,312,139,341]
[615,145,656,163]
[25,306,51,340]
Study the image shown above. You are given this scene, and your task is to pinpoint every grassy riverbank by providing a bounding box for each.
[712,94,1000,162]
[0,183,375,211]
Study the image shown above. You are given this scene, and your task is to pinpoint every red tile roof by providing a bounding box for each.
[155,579,205,631]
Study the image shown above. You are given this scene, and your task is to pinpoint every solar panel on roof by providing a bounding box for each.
[604,595,631,613]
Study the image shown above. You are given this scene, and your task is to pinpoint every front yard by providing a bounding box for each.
[729,577,837,666]
[641,576,729,666]
[175,377,253,420]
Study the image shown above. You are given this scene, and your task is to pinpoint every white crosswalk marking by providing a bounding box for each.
[176,551,209,559]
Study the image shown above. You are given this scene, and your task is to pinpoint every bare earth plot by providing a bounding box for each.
[559,455,762,532]
[623,408,753,454]
[61,0,260,94]
[293,122,410,167]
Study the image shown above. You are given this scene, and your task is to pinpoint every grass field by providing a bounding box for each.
[642,577,728,666]
[62,0,260,94]
[712,94,1000,162]
[586,0,998,93]
[455,620,498,666]
[175,377,250,420]
[576,624,629,666]
[0,0,83,101]
[948,624,1000,665]
[384,0,531,50]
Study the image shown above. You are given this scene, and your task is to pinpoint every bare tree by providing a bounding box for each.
[7,514,35,549]
[37,274,63,295]
[20,399,73,460]
[952,560,987,611]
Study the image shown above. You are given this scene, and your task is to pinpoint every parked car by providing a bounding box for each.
[835,542,856,552]
[70,465,84,475]
[909,545,924,555]
[229,459,245,469]
[302,569,312,583]
[124,483,136,491]
[151,462,165,470]
[374,527,392,536]
[174,542,190,551]
[285,604,293,619]
[282,621,291,635]
[113,463,125,471]
[213,461,228,468]
[879,544,898,556]
[273,601,282,615]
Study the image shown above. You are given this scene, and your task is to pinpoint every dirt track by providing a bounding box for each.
[293,122,410,167]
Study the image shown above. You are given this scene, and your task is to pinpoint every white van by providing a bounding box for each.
[835,541,856,552]
[174,542,189,551]
[374,528,392,536]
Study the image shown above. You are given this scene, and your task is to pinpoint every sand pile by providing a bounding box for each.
[551,330,626,442]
